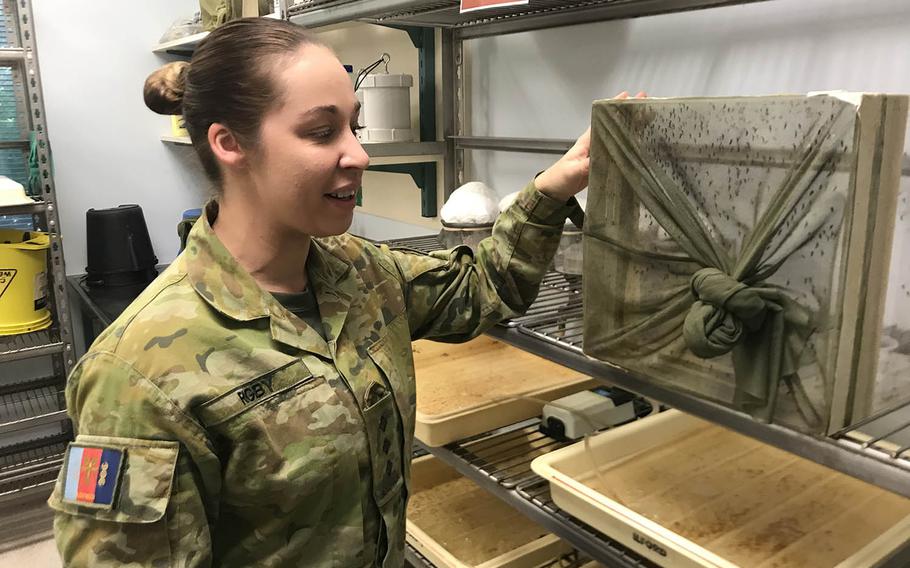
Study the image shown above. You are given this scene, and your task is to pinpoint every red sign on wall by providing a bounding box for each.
[460,0,530,14]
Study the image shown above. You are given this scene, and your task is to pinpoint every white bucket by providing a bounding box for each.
[358,73,413,143]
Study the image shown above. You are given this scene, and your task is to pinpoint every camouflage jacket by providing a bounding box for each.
[48,180,576,567]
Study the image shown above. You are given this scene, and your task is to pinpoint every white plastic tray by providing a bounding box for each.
[407,455,570,568]
[532,410,910,567]
[413,336,596,446]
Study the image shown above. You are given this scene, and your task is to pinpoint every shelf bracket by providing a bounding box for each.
[378,24,436,143]
[366,162,437,217]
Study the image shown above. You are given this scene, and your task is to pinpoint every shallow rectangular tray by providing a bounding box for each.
[414,336,596,446]
[532,410,910,567]
[407,455,570,568]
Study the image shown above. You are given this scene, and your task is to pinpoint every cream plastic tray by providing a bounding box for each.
[531,410,910,567]
[407,455,570,568]
[413,336,596,446]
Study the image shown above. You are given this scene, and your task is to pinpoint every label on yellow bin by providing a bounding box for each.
[0,229,52,335]
[0,268,15,299]
[34,270,47,310]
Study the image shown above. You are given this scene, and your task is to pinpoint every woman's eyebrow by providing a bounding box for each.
[300,101,361,120]
[300,105,338,119]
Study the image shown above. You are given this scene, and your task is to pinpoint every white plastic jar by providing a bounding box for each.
[358,73,414,143]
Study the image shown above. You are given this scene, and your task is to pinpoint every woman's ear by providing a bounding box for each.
[208,123,247,170]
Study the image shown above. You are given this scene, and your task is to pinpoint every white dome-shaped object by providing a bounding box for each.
[454,181,496,199]
[441,181,500,225]
[498,191,520,213]
[0,176,32,206]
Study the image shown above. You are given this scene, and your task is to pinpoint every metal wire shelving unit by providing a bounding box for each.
[0,375,66,436]
[0,432,68,505]
[417,419,659,568]
[0,0,76,515]
[380,233,910,565]
[838,401,910,470]
[288,0,771,36]
[484,275,910,500]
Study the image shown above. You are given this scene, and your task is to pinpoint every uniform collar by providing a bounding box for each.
[185,201,271,322]
[184,200,357,355]
[308,237,356,345]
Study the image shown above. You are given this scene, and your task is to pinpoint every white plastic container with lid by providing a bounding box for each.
[358,73,414,143]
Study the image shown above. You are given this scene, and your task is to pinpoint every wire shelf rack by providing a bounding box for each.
[837,400,910,465]
[0,329,64,364]
[0,432,68,504]
[422,418,658,567]
[509,272,584,350]
[288,0,770,35]
[0,376,66,435]
[370,0,655,28]
[405,542,435,568]
[381,234,444,255]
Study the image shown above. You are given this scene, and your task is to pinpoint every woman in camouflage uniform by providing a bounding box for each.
[49,17,599,568]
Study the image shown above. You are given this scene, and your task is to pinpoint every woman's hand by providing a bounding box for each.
[535,91,645,203]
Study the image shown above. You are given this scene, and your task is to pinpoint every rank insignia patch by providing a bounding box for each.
[62,444,123,509]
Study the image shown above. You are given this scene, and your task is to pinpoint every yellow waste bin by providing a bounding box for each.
[0,229,52,336]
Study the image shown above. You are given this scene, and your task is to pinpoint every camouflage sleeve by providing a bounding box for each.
[48,351,220,567]
[386,179,579,341]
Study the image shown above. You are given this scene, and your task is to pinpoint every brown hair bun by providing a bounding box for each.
[143,61,189,115]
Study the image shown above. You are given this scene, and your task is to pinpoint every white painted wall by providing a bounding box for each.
[464,0,910,328]
[33,0,210,275]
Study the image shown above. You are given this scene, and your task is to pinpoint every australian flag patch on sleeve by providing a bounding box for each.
[62,444,124,509]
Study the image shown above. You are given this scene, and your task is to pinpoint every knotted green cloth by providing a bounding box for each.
[685,268,768,359]
[683,267,813,421]
[584,97,856,424]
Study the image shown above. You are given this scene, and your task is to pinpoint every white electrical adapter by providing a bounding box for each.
[541,388,638,440]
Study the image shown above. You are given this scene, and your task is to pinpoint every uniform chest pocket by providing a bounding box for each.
[368,317,415,437]
[362,383,404,506]
[200,360,365,516]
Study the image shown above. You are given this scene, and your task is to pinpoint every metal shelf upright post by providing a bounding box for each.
[0,0,76,511]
